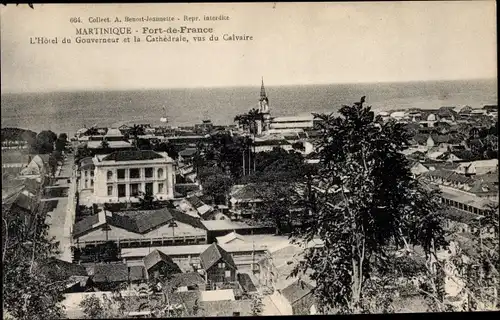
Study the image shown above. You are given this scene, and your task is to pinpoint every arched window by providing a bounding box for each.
[157,168,164,178]
[107,170,113,180]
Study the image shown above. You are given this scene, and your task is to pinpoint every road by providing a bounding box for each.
[44,153,75,262]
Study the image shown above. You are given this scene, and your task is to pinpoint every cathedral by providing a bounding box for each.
[256,77,272,135]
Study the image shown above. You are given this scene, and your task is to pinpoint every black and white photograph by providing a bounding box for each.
[1,2,498,318]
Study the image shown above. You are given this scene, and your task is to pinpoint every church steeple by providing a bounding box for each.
[260,77,267,101]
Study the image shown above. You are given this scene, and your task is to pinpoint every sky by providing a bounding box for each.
[1,2,497,93]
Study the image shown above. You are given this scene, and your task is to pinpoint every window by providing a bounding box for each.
[118,184,126,197]
[157,168,164,179]
[107,170,113,180]
[117,169,125,180]
[90,171,94,177]
[145,167,153,178]
[84,179,88,188]
[107,185,113,196]
[84,171,88,177]
[130,168,140,179]
[145,183,153,195]
[158,183,164,194]
[90,180,94,187]
[130,183,140,196]
[219,262,225,268]
[225,270,231,277]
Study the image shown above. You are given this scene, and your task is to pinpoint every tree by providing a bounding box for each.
[253,180,298,235]
[48,152,59,177]
[138,191,156,210]
[153,141,178,159]
[80,294,106,319]
[84,127,99,136]
[33,130,57,154]
[205,132,247,180]
[199,167,233,205]
[100,138,110,150]
[55,138,67,152]
[75,143,93,164]
[291,97,447,314]
[3,198,66,319]
[442,204,499,311]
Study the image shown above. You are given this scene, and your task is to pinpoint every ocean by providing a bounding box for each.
[1,79,497,137]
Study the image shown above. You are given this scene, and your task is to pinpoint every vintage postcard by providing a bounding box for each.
[1,2,498,319]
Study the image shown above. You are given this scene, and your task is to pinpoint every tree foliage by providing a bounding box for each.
[31,130,57,154]
[290,97,448,314]
[250,292,264,316]
[2,199,66,319]
[441,204,499,311]
[198,166,233,205]
[75,144,93,164]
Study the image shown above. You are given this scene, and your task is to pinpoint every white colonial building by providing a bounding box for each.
[78,150,176,203]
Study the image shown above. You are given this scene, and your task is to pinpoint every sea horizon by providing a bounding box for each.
[1,77,496,95]
[1,78,497,136]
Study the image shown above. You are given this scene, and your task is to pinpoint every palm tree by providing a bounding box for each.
[247,108,263,135]
[234,114,250,132]
[129,124,146,149]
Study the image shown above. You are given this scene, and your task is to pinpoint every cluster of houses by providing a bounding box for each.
[378,105,497,124]
[2,153,52,219]
[64,135,321,317]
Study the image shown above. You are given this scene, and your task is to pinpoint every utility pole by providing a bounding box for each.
[248,141,251,175]
[242,148,246,176]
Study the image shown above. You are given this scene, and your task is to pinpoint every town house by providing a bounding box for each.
[199,243,238,288]
[90,150,176,203]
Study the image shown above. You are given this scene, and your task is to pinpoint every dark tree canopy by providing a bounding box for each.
[291,98,447,313]
[33,130,57,154]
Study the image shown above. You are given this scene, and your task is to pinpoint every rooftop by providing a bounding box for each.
[87,140,132,149]
[104,128,123,137]
[199,299,253,317]
[440,186,495,209]
[179,148,198,157]
[442,207,482,226]
[281,279,315,305]
[200,219,259,231]
[100,150,167,162]
[88,263,129,283]
[216,231,245,245]
[199,243,237,270]
[35,258,88,282]
[121,242,270,260]
[73,207,205,237]
[170,272,205,288]
[200,289,235,302]
[143,249,181,273]
[128,265,147,282]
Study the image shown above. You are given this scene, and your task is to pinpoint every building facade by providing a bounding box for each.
[91,150,176,203]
